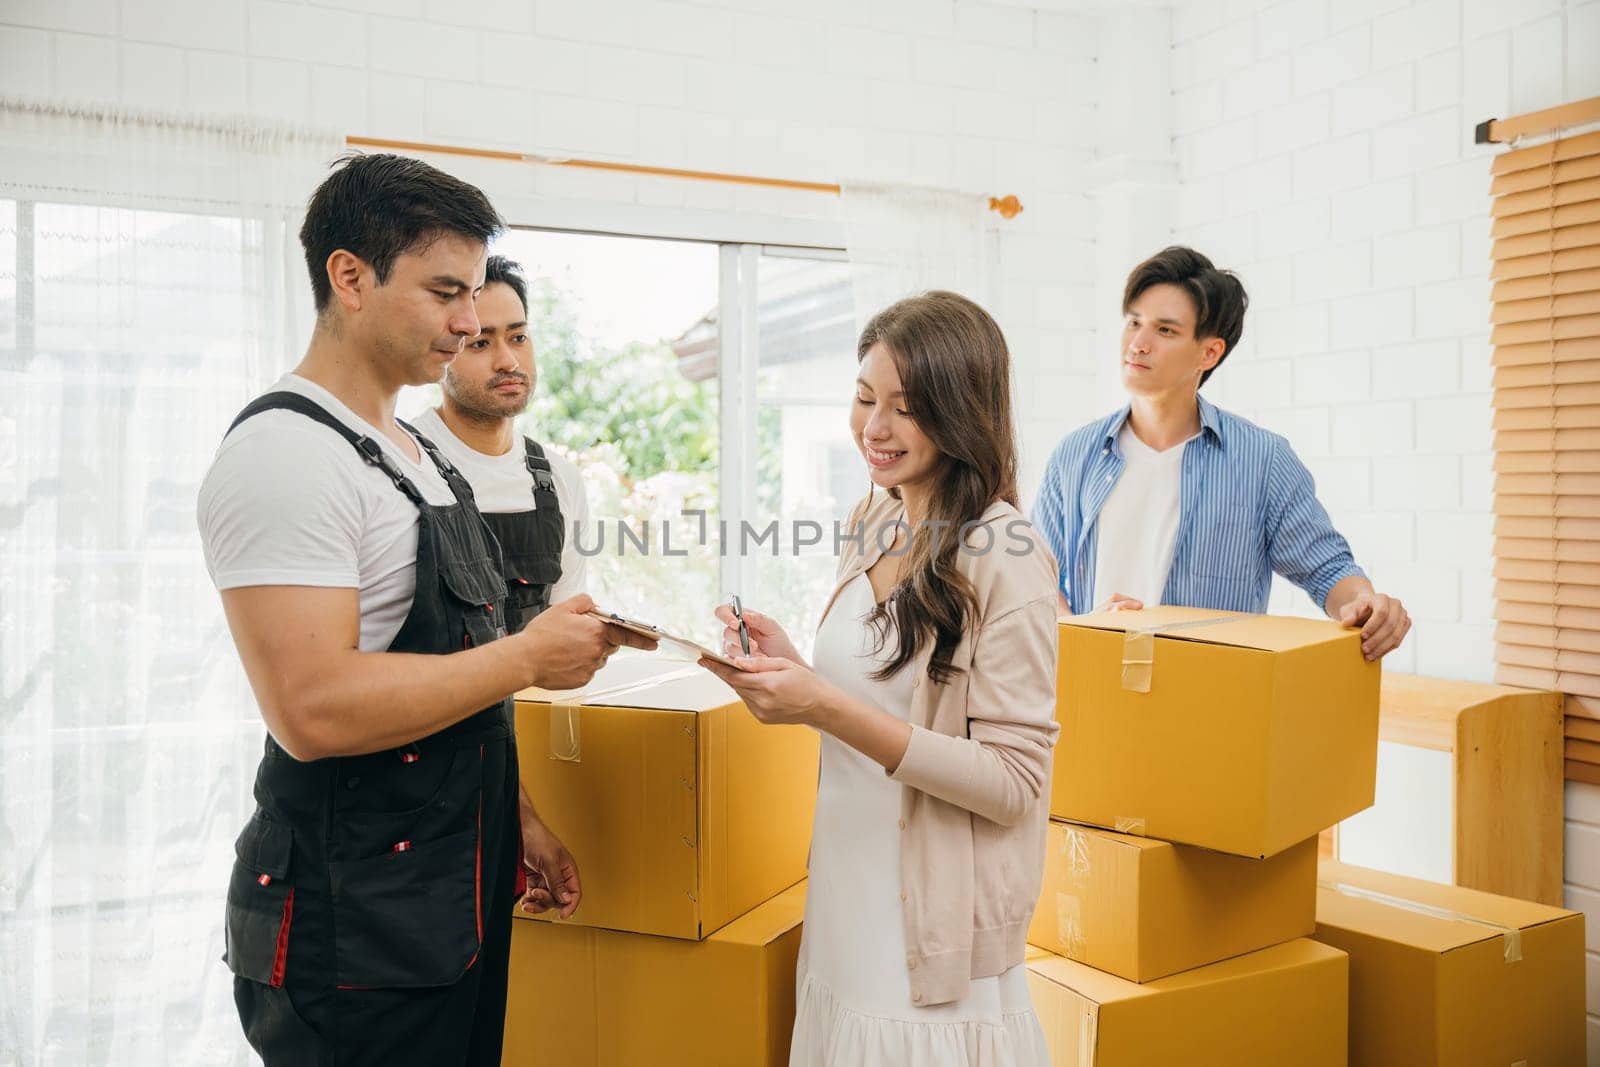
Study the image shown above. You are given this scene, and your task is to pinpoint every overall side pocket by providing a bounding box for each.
[224,811,296,988]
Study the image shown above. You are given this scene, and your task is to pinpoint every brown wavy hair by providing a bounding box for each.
[858,290,1019,685]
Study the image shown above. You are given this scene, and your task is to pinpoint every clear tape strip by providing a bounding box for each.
[1062,826,1093,878]
[563,665,703,705]
[1318,879,1524,963]
[1056,891,1086,959]
[1112,815,1146,836]
[549,703,581,762]
[543,666,702,763]
[1118,613,1252,693]
[1078,1005,1097,1066]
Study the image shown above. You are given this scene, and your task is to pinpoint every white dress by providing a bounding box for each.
[789,574,1049,1067]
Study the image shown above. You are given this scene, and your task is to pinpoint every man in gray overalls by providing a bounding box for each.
[198,153,654,1065]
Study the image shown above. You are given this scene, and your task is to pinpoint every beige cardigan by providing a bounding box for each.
[817,491,1061,1007]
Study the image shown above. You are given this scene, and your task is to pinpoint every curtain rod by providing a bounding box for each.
[1475,95,1600,144]
[345,135,1025,219]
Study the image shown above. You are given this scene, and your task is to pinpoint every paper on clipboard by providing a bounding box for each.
[587,610,750,670]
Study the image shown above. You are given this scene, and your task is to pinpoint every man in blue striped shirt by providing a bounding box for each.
[1031,246,1411,661]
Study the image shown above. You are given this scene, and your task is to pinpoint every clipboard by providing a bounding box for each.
[588,610,750,670]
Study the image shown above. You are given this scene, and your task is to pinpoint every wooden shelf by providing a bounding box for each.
[1333,673,1564,906]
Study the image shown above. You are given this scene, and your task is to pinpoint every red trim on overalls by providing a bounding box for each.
[476,744,485,941]
[463,744,485,973]
[269,887,295,988]
[513,799,528,899]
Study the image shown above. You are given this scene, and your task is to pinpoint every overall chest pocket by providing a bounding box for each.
[502,549,562,624]
[438,554,507,648]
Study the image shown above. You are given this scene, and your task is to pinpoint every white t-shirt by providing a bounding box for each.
[408,406,589,605]
[197,373,458,652]
[1091,423,1194,609]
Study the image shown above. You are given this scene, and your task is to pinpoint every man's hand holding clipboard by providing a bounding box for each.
[586,609,752,670]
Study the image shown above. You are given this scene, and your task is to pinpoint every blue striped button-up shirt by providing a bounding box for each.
[1030,396,1364,614]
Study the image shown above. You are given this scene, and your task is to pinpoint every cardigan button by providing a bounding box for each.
[911,675,920,689]
[897,819,907,831]
[907,957,918,970]
[911,990,923,1003]
[900,891,908,902]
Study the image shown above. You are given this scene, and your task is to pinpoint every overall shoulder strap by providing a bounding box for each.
[522,438,561,503]
[229,391,426,507]
[399,419,480,510]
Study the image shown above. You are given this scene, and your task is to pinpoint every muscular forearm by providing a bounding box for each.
[1323,574,1374,619]
[257,634,537,761]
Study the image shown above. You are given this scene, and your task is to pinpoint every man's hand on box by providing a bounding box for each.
[520,816,582,919]
[1337,592,1411,661]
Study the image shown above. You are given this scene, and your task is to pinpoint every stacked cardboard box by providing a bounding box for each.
[1052,606,1382,858]
[1026,940,1348,1065]
[504,881,807,1066]
[1028,820,1318,983]
[501,655,819,1066]
[1314,860,1585,1066]
[1028,607,1380,1063]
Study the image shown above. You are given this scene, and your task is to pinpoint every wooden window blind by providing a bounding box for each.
[1486,113,1600,786]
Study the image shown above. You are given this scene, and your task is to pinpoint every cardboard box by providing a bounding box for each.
[1029,820,1317,982]
[515,654,817,939]
[1313,860,1586,1066]
[1052,606,1380,858]
[503,881,804,1066]
[1026,938,1348,1066]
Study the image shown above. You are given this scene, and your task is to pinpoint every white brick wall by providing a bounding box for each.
[1572,781,1600,1062]
[1169,0,1598,1056]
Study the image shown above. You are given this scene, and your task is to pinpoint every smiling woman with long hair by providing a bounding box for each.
[700,291,1060,1065]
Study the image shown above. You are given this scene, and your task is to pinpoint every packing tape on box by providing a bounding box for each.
[549,704,582,762]
[1119,614,1249,693]
[1061,825,1093,878]
[1318,879,1524,963]
[1113,815,1146,836]
[545,666,704,762]
[1055,892,1086,958]
[1055,826,1094,956]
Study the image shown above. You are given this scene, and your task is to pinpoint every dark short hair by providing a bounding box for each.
[484,254,529,317]
[1122,246,1248,387]
[299,152,503,312]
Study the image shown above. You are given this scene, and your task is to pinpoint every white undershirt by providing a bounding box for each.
[197,373,457,652]
[408,406,589,605]
[1091,423,1193,609]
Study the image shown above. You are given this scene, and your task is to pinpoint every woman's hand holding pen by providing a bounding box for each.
[703,603,835,727]
[712,603,808,669]
[701,601,913,771]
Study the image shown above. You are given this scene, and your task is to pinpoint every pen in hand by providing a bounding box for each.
[728,593,750,656]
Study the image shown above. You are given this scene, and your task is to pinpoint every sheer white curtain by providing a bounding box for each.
[0,98,341,1065]
[840,181,999,331]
